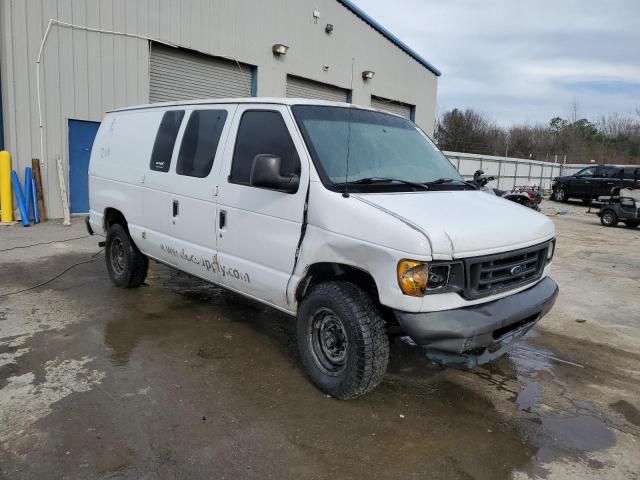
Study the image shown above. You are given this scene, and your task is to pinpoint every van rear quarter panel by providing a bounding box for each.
[89,110,164,233]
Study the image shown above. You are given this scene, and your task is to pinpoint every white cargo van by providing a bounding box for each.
[87,98,558,399]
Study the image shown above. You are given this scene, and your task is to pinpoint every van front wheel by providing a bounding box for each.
[105,223,148,288]
[297,281,389,400]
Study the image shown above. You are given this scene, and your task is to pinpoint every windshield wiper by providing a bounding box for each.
[424,178,477,189]
[348,177,430,190]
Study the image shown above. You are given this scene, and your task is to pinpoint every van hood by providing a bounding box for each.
[354,191,554,259]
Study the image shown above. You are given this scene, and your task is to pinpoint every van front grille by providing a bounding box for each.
[462,242,550,299]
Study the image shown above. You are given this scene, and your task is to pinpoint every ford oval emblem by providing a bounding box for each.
[510,265,525,276]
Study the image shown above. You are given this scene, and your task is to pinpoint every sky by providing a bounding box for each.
[352,0,640,126]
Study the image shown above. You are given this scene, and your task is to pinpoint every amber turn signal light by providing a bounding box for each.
[397,260,429,297]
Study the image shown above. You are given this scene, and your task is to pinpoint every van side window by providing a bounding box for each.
[230,110,300,185]
[150,110,185,172]
[176,110,228,178]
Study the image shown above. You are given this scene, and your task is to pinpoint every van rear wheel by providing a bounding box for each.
[297,281,389,400]
[105,223,148,288]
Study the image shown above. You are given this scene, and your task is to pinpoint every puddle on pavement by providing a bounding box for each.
[610,400,640,427]
[477,337,618,471]
[538,415,615,453]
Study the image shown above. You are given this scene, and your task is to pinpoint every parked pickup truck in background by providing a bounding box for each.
[552,165,640,203]
[87,98,559,399]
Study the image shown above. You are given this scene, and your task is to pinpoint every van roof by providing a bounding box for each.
[111,97,381,114]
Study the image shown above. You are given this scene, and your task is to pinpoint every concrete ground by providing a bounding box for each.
[1,201,639,480]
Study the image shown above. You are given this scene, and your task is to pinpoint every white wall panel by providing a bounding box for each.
[444,151,586,191]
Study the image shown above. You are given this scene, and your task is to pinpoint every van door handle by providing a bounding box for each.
[219,210,227,229]
[173,200,179,217]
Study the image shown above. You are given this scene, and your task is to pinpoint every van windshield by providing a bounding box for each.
[292,105,463,192]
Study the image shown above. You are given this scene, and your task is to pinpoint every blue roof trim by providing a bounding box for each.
[336,0,441,77]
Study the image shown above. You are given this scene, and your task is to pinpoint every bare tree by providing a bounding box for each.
[569,99,581,123]
[436,107,640,164]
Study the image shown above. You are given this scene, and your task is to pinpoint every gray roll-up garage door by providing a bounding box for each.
[286,75,349,103]
[149,43,253,103]
[371,95,413,119]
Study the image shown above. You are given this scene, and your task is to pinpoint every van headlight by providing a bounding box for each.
[397,260,464,297]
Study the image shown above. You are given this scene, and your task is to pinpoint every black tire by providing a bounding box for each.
[624,221,639,228]
[297,281,389,400]
[600,210,618,227]
[553,187,568,202]
[105,223,149,288]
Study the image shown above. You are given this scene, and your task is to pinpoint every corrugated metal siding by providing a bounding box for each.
[371,96,412,119]
[0,0,150,220]
[150,44,253,103]
[0,0,437,219]
[286,75,349,103]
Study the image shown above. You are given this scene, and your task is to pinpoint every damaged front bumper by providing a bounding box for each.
[393,277,559,369]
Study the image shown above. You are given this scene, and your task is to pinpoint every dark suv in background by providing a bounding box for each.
[552,165,640,203]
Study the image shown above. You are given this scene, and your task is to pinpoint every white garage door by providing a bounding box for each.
[371,96,413,119]
[149,44,253,103]
[286,75,349,103]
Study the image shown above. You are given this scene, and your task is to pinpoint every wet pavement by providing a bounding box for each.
[1,213,639,479]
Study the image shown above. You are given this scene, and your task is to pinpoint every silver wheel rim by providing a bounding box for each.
[110,238,127,275]
[603,213,614,225]
[308,308,348,376]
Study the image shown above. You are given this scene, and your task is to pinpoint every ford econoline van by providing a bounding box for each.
[87,98,558,399]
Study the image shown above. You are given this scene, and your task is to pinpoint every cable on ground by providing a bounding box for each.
[0,235,91,253]
[0,249,104,298]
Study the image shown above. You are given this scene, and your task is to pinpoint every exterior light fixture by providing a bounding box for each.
[272,44,289,56]
[362,70,375,80]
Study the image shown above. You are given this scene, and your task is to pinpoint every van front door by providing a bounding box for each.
[215,105,309,311]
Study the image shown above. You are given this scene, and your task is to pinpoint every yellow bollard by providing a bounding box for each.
[0,150,13,223]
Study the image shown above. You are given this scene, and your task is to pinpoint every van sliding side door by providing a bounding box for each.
[142,109,186,266]
[154,106,236,283]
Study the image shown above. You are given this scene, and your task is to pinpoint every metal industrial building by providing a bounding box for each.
[0,0,440,220]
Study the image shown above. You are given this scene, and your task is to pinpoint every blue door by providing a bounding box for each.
[69,119,100,214]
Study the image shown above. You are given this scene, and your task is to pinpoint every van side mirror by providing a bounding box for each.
[250,154,300,193]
